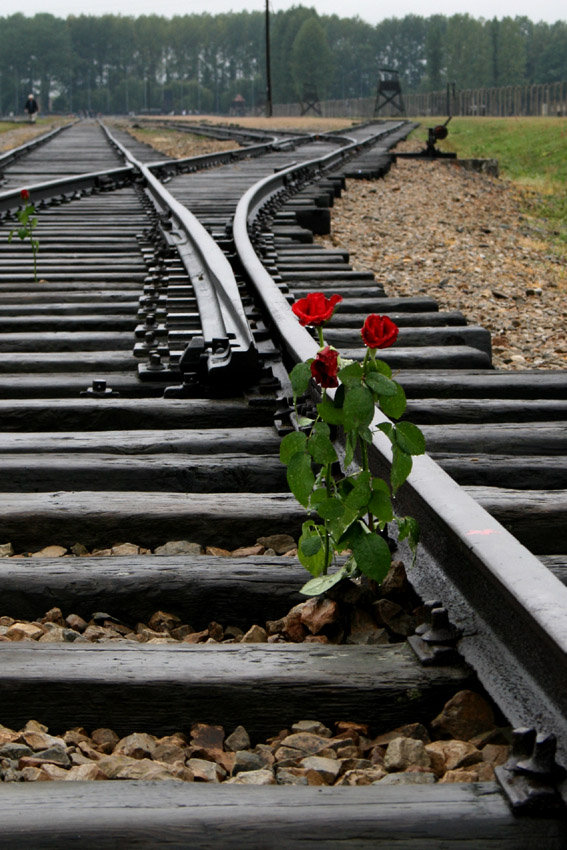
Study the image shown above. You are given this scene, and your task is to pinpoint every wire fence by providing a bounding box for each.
[273,81,567,119]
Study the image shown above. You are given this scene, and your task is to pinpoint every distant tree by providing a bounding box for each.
[290,15,333,101]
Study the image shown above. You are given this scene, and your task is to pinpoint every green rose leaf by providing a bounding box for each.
[338,361,363,387]
[344,470,372,511]
[379,382,406,419]
[317,395,344,426]
[290,361,312,398]
[297,522,327,576]
[368,488,394,524]
[279,430,307,464]
[398,515,420,548]
[395,421,426,456]
[377,422,395,443]
[313,421,331,438]
[287,451,315,507]
[343,385,375,431]
[366,358,392,378]
[300,566,349,597]
[352,532,392,583]
[316,497,345,521]
[390,447,413,493]
[308,433,338,465]
[365,372,397,397]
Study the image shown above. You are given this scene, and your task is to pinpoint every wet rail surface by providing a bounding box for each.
[0,119,566,846]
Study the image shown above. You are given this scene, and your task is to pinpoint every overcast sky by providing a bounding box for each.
[2,0,564,25]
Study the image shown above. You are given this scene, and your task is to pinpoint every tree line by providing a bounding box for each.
[1,9,567,116]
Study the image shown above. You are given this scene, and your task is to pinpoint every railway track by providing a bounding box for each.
[0,118,566,847]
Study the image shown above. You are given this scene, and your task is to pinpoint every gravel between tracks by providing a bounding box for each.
[316,147,567,371]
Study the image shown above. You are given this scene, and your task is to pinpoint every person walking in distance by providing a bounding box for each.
[24,94,39,123]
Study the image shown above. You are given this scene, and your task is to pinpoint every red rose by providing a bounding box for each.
[20,189,30,202]
[292,292,342,327]
[361,315,399,349]
[310,346,339,388]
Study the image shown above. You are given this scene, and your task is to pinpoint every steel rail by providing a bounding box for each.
[0,166,135,213]
[100,121,258,384]
[0,120,76,175]
[233,127,567,779]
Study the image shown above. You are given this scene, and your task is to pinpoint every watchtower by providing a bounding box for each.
[374,69,405,116]
[300,84,321,116]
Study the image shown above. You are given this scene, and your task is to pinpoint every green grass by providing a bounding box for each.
[409,116,567,249]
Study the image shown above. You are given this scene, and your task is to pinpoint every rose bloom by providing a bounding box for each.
[20,189,30,202]
[310,346,339,388]
[361,314,399,349]
[292,292,342,327]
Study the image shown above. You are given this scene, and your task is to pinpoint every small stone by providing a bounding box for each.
[148,611,181,632]
[337,758,372,775]
[431,690,495,741]
[282,603,307,642]
[154,541,204,556]
[30,545,68,558]
[335,721,369,737]
[0,542,14,557]
[166,763,195,781]
[183,629,209,643]
[224,625,244,640]
[113,732,157,760]
[439,768,479,783]
[187,758,226,782]
[5,622,46,641]
[376,772,436,785]
[373,723,430,747]
[22,731,66,752]
[276,768,309,785]
[98,755,181,781]
[380,560,410,600]
[0,617,15,627]
[299,756,340,783]
[240,624,268,643]
[21,766,53,781]
[231,545,265,557]
[64,763,107,781]
[482,744,510,766]
[276,732,333,758]
[0,726,19,746]
[65,614,88,633]
[63,728,90,746]
[70,542,90,556]
[425,740,483,775]
[23,720,48,734]
[110,543,140,556]
[384,737,431,772]
[91,549,112,557]
[336,767,387,786]
[205,546,232,557]
[41,607,65,625]
[208,621,224,641]
[256,534,296,554]
[372,598,415,636]
[91,728,120,753]
[153,742,187,764]
[291,721,332,738]
[38,763,70,780]
[0,743,33,760]
[225,725,251,752]
[300,597,340,635]
[191,724,225,751]
[19,746,71,768]
[265,618,285,636]
[226,768,275,785]
[232,751,266,775]
[171,625,194,640]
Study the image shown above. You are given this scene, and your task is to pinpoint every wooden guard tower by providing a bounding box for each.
[300,84,321,116]
[374,68,405,116]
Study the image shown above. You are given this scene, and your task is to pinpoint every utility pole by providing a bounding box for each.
[265,0,272,117]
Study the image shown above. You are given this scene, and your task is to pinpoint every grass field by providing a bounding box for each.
[409,116,567,247]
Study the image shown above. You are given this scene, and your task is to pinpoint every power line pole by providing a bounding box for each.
[265,0,272,117]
